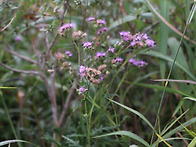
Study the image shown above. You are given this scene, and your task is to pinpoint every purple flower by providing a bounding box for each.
[88,17,95,21]
[83,41,94,49]
[100,74,104,80]
[136,35,142,41]
[97,19,106,25]
[58,23,74,36]
[101,52,107,57]
[59,23,73,31]
[139,61,148,67]
[96,52,102,58]
[95,52,107,58]
[15,36,22,42]
[123,37,130,42]
[119,31,130,37]
[145,39,155,48]
[142,33,149,40]
[79,65,86,77]
[129,58,136,63]
[97,27,108,35]
[129,58,147,67]
[78,87,88,95]
[65,51,72,57]
[116,57,123,62]
[112,57,123,64]
[130,41,136,47]
[108,47,114,53]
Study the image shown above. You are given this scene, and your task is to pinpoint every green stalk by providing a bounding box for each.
[150,2,196,146]
[73,41,81,65]
[83,93,90,147]
[159,0,169,79]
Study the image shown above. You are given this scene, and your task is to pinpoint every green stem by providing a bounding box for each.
[73,41,81,65]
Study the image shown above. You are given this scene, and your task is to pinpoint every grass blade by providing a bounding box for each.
[162,117,196,139]
[144,0,196,45]
[107,98,154,130]
[188,137,196,147]
[141,50,196,81]
[93,131,150,147]
[0,140,39,147]
[156,133,172,147]
[183,97,196,102]
[128,82,195,98]
[159,0,169,79]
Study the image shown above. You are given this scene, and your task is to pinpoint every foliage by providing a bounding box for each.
[0,0,196,147]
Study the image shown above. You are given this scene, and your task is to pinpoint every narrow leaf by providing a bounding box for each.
[94,131,149,147]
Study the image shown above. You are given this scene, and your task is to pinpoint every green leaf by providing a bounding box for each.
[141,50,196,81]
[0,140,39,147]
[107,98,154,130]
[183,97,196,102]
[162,117,196,139]
[128,82,194,98]
[108,15,136,30]
[159,0,169,79]
[188,137,196,147]
[93,131,149,147]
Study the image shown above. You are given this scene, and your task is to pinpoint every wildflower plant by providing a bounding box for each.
[54,16,156,145]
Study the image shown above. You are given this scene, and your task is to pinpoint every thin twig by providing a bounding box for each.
[50,70,59,126]
[4,46,38,65]
[1,13,16,32]
[59,79,77,127]
[0,62,40,75]
[47,0,68,54]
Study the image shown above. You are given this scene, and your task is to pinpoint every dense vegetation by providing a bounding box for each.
[0,0,196,146]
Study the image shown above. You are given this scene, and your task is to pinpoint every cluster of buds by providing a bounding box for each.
[79,64,109,85]
[112,57,124,64]
[119,32,155,48]
[129,58,147,67]
[97,27,108,35]
[72,31,87,40]
[55,52,65,60]
[58,23,73,36]
[55,50,72,60]
[95,52,107,59]
[83,41,94,50]
[78,87,88,95]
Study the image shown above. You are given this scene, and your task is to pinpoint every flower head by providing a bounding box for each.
[79,65,86,77]
[142,33,149,40]
[58,23,74,36]
[95,52,107,59]
[72,31,87,40]
[119,31,130,37]
[55,52,65,60]
[108,47,114,53]
[65,51,72,57]
[129,58,147,67]
[88,17,95,21]
[78,87,88,95]
[97,27,108,35]
[15,36,22,42]
[130,41,137,47]
[97,19,106,25]
[112,57,123,64]
[145,39,155,48]
[83,41,93,49]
